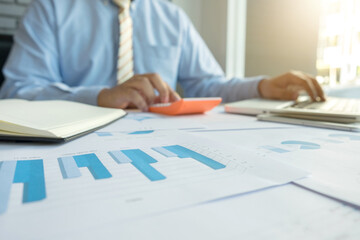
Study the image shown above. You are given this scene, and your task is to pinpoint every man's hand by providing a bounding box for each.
[97,73,181,111]
[258,71,326,101]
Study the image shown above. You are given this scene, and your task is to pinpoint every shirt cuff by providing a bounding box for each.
[245,75,268,99]
[69,86,106,106]
[226,75,267,102]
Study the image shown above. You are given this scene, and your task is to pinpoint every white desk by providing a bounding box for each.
[0,109,359,240]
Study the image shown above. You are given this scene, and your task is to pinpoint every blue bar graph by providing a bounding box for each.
[152,147,178,157]
[329,133,360,141]
[108,151,132,164]
[96,132,113,137]
[128,130,155,135]
[261,145,290,153]
[0,159,46,214]
[125,114,159,122]
[58,154,112,180]
[58,156,81,178]
[109,150,166,181]
[281,141,321,150]
[158,145,226,170]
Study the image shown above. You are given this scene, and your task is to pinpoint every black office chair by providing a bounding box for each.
[0,34,13,88]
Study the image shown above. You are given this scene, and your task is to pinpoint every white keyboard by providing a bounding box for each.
[292,98,360,113]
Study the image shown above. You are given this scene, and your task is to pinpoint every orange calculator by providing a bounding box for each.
[149,97,222,115]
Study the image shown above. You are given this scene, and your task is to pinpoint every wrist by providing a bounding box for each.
[258,79,267,98]
[97,88,111,107]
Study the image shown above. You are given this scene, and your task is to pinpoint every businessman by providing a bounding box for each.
[0,0,325,111]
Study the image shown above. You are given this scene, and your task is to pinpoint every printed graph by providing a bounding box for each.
[0,160,46,214]
[109,145,226,181]
[153,145,226,170]
[58,153,112,180]
[1,146,227,214]
[109,149,166,181]
[261,140,321,153]
[96,132,113,137]
[96,130,155,137]
[281,141,321,150]
[329,134,360,141]
[124,113,162,122]
[128,130,155,135]
[261,145,290,153]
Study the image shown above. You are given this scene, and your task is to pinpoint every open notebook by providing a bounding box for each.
[0,99,126,142]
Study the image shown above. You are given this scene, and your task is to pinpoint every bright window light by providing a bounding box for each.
[317,0,360,86]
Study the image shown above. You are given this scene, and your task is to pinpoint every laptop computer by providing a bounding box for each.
[225,96,360,131]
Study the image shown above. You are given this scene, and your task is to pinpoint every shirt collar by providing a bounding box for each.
[103,0,137,11]
[130,0,137,11]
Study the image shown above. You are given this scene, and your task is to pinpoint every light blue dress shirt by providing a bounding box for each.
[0,0,264,105]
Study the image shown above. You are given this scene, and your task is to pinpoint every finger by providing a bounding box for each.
[154,90,180,103]
[163,82,181,102]
[291,71,318,100]
[287,73,317,101]
[169,89,181,102]
[124,88,148,111]
[305,74,326,101]
[297,72,321,101]
[125,76,156,104]
[144,73,170,103]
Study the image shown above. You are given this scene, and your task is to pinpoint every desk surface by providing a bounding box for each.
[0,108,359,240]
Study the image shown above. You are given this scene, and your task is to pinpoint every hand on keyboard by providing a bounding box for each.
[258,71,326,102]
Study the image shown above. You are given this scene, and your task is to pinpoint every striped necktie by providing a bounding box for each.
[113,0,134,84]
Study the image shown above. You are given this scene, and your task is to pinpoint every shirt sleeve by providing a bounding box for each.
[0,0,105,106]
[176,10,266,103]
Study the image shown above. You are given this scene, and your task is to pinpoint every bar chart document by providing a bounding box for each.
[0,131,306,240]
[191,125,360,207]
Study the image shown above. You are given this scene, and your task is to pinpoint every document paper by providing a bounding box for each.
[191,120,360,207]
[0,130,306,239]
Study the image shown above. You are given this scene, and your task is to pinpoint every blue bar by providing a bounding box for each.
[58,154,112,180]
[329,133,360,141]
[96,132,113,137]
[73,154,112,180]
[135,117,153,121]
[281,141,321,150]
[128,130,155,135]
[121,149,166,181]
[163,145,226,170]
[13,160,46,204]
[262,145,290,153]
[125,115,155,122]
[0,161,16,214]
[108,151,132,164]
[151,147,178,157]
[58,157,82,178]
